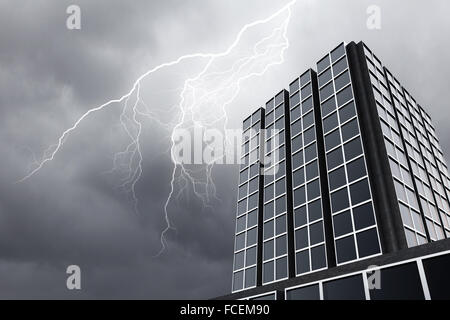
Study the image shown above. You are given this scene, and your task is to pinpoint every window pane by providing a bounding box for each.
[308,200,322,222]
[333,56,348,76]
[295,227,308,250]
[307,179,321,200]
[321,97,336,117]
[368,263,424,300]
[311,245,327,270]
[310,222,324,245]
[323,275,366,300]
[329,166,346,191]
[294,186,306,207]
[276,257,288,280]
[323,112,338,133]
[356,228,380,258]
[246,247,257,266]
[296,250,310,274]
[353,202,376,230]
[334,70,351,92]
[327,147,344,170]
[295,206,307,227]
[333,210,353,237]
[263,261,274,283]
[339,101,356,123]
[306,161,318,181]
[344,137,363,161]
[263,240,274,260]
[245,267,256,288]
[233,271,244,291]
[286,284,320,300]
[423,254,450,299]
[336,85,353,107]
[325,129,341,151]
[336,235,357,263]
[341,118,359,142]
[331,187,349,213]
[347,157,367,182]
[234,251,245,270]
[276,234,287,256]
[350,179,371,205]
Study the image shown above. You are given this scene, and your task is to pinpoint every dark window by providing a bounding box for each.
[339,101,356,123]
[275,92,284,105]
[276,215,286,234]
[331,187,349,213]
[263,261,274,283]
[286,284,320,300]
[344,137,363,161]
[264,184,274,202]
[327,147,344,170]
[266,98,274,112]
[236,215,246,233]
[307,179,321,200]
[325,129,341,151]
[334,70,351,92]
[369,263,424,300]
[323,112,338,133]
[300,71,311,86]
[233,271,243,291]
[331,44,346,63]
[292,150,303,169]
[235,233,245,251]
[310,222,324,245]
[347,157,366,183]
[333,210,353,237]
[302,97,313,114]
[295,206,307,227]
[356,228,380,257]
[290,91,300,107]
[303,111,314,129]
[276,234,287,256]
[319,68,332,87]
[311,245,327,270]
[317,55,330,74]
[264,220,274,240]
[248,192,258,210]
[296,250,310,274]
[350,179,371,205]
[245,267,256,287]
[308,200,322,222]
[276,257,288,280]
[304,126,316,145]
[336,235,357,263]
[321,96,336,117]
[246,247,257,266]
[306,161,318,181]
[247,227,257,246]
[276,196,286,214]
[353,202,375,230]
[329,166,346,191]
[275,178,285,197]
[291,105,301,121]
[289,79,299,94]
[320,82,334,102]
[291,119,301,137]
[341,118,359,142]
[336,85,353,107]
[305,142,317,163]
[333,56,348,75]
[263,240,274,260]
[292,134,303,153]
[293,167,304,187]
[247,209,257,228]
[422,254,450,299]
[294,186,306,207]
[301,83,312,99]
[264,201,274,220]
[295,227,308,250]
[323,275,366,300]
[234,251,244,270]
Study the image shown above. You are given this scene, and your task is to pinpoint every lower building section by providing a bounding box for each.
[218,238,450,300]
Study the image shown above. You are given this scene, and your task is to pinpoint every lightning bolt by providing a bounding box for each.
[19,0,297,255]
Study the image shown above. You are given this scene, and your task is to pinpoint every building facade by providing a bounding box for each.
[228,41,450,300]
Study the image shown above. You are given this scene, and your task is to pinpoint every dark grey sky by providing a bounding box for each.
[0,0,449,299]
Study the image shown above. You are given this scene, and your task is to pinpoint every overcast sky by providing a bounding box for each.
[0,0,449,299]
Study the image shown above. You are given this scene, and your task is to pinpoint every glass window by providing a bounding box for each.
[246,247,257,266]
[235,233,245,251]
[331,44,346,63]
[276,215,286,234]
[317,55,330,74]
[263,220,274,240]
[275,178,285,197]
[350,178,371,205]
[311,245,327,270]
[245,267,256,288]
[276,257,288,280]
[304,126,316,146]
[310,222,324,245]
[295,227,308,250]
[334,70,351,92]
[319,68,332,87]
[296,250,310,274]
[263,240,274,260]
[300,71,311,86]
[295,206,307,228]
[423,254,450,299]
[289,80,299,94]
[344,137,363,161]
[323,112,338,133]
[292,134,303,153]
[264,201,274,221]
[356,228,380,257]
[308,200,322,222]
[341,118,359,142]
[292,150,304,169]
[306,161,318,181]
[234,251,245,270]
[320,82,334,102]
[291,119,302,137]
[329,166,346,191]
[336,235,357,263]
[291,105,301,121]
[236,215,246,233]
[347,156,367,183]
[248,192,258,210]
[264,184,274,202]
[305,143,317,163]
[276,235,287,256]
[325,129,341,151]
[293,167,304,187]
[336,85,353,107]
[353,202,376,230]
[301,83,312,99]
[247,209,257,228]
[286,284,320,300]
[307,179,321,200]
[294,186,306,207]
[263,261,274,283]
[233,271,244,291]
[368,263,424,300]
[339,101,356,123]
[323,275,366,300]
[290,91,300,107]
[333,56,348,75]
[327,147,344,171]
[247,227,257,246]
[302,97,313,114]
[276,195,286,214]
[303,111,314,129]
[321,96,336,117]
[333,210,353,237]
[331,187,349,213]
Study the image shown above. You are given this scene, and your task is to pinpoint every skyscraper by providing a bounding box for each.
[227,41,450,300]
